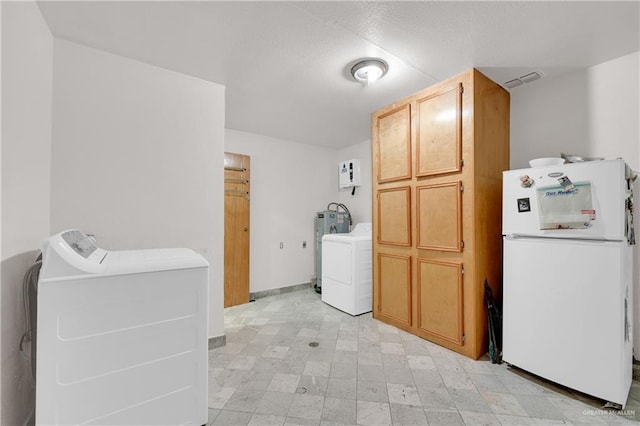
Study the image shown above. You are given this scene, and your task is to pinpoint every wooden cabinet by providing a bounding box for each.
[376,104,412,182]
[372,69,509,359]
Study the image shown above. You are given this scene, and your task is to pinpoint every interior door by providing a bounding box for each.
[224,152,250,308]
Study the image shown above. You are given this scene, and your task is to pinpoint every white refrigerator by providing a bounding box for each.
[502,159,635,408]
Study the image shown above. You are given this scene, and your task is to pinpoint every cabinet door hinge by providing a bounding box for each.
[460,85,464,94]
[460,184,464,192]
[461,267,465,275]
[462,334,466,342]
[460,159,464,167]
[460,240,465,249]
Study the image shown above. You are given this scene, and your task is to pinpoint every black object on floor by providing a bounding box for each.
[484,279,503,364]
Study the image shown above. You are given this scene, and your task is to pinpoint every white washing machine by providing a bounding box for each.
[321,223,372,315]
[36,229,209,426]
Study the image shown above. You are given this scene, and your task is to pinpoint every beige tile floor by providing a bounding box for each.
[207,287,640,425]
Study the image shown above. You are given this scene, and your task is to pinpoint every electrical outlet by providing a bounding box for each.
[302,241,307,248]
[280,242,284,249]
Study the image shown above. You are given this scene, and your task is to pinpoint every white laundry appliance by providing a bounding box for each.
[502,159,635,407]
[314,206,351,293]
[321,223,372,315]
[36,229,209,425]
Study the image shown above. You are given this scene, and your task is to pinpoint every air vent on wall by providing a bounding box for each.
[503,71,543,89]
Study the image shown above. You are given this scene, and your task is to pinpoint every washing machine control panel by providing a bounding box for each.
[40,229,108,278]
[61,230,98,259]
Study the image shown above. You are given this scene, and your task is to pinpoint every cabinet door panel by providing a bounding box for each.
[377,253,412,327]
[416,84,462,177]
[417,258,464,345]
[376,104,412,182]
[417,181,462,252]
[377,187,411,246]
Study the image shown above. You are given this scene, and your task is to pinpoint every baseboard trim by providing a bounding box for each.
[250,282,311,300]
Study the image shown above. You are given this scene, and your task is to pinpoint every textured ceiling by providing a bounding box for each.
[38,1,640,148]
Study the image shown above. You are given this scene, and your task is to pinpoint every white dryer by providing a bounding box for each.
[321,223,372,315]
[36,229,209,426]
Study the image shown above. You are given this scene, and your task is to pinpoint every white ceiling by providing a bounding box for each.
[38,1,639,148]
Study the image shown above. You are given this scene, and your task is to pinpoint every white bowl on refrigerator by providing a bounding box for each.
[529,157,565,167]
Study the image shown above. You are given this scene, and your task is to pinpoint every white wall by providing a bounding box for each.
[510,69,590,169]
[585,51,640,357]
[510,51,640,355]
[50,40,226,339]
[225,129,338,292]
[1,2,53,424]
[337,139,373,225]
[510,51,639,169]
[586,51,639,163]
[1,2,3,421]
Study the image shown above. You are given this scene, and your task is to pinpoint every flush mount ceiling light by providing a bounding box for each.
[350,58,388,85]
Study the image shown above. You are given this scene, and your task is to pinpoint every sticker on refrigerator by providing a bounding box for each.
[536,181,595,229]
[517,198,531,213]
[519,175,534,188]
[557,176,575,190]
